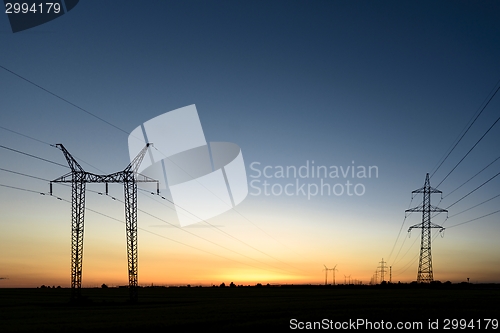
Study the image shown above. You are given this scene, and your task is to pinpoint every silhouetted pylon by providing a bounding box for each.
[51,143,158,302]
[406,173,447,283]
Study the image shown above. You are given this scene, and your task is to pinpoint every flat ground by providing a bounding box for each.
[0,285,499,332]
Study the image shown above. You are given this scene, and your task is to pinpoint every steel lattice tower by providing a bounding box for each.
[378,258,387,283]
[406,173,447,283]
[51,143,158,302]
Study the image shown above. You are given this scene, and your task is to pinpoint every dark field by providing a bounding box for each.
[1,285,499,332]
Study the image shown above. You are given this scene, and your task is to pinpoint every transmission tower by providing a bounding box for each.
[406,173,447,283]
[378,258,387,283]
[51,143,158,302]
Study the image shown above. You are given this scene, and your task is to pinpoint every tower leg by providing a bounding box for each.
[124,180,138,302]
[71,178,85,301]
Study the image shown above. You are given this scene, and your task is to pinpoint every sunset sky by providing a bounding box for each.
[1,1,499,288]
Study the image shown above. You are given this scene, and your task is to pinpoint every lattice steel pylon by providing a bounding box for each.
[378,258,387,283]
[406,173,447,283]
[51,143,158,302]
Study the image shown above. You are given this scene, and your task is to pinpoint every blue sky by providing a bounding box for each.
[1,1,499,286]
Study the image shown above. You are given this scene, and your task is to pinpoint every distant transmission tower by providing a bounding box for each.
[378,258,387,283]
[51,143,158,302]
[406,173,447,283]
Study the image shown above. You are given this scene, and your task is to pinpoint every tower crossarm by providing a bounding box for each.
[135,173,158,183]
[406,205,447,213]
[51,171,74,183]
[51,171,156,183]
[430,205,448,213]
[412,187,442,194]
[52,144,156,182]
[408,222,445,232]
[405,205,424,213]
[52,144,154,183]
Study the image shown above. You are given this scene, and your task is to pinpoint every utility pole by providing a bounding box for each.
[378,258,387,282]
[389,266,392,283]
[51,143,158,302]
[406,173,447,283]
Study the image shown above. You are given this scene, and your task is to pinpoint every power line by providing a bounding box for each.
[0,183,46,195]
[137,189,306,273]
[431,201,500,243]
[443,170,500,211]
[0,125,54,146]
[0,65,129,136]
[386,195,414,263]
[429,171,500,237]
[134,192,302,274]
[392,232,419,267]
[0,144,69,168]
[148,146,300,258]
[0,125,106,173]
[430,79,500,179]
[446,209,500,229]
[435,114,500,189]
[443,155,500,199]
[448,193,500,218]
[0,167,50,182]
[429,173,500,239]
[86,196,297,276]
[430,156,500,221]
[92,187,303,275]
[391,252,419,278]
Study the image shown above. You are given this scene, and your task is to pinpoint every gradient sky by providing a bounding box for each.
[1,1,499,287]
